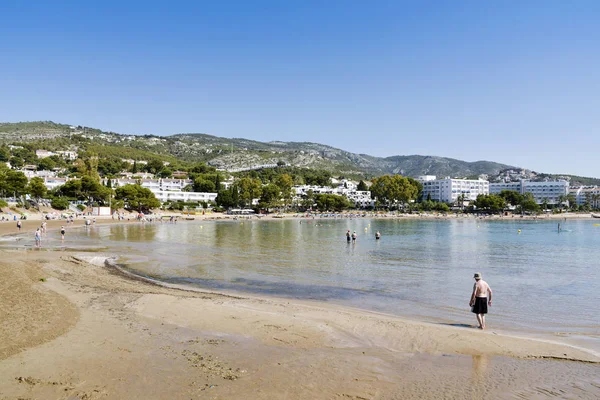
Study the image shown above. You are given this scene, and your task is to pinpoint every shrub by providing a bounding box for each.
[51,197,70,210]
[77,204,86,212]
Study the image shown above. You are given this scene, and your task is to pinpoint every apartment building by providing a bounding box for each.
[106,178,216,203]
[293,182,374,208]
[569,186,600,206]
[417,176,489,203]
[489,180,569,204]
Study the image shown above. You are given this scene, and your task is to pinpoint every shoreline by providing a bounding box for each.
[1,216,599,398]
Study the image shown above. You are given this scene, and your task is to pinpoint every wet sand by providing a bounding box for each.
[0,218,599,399]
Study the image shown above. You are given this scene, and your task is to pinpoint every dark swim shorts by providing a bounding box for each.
[471,297,488,314]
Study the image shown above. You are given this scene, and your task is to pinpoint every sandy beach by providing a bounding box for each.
[0,216,599,399]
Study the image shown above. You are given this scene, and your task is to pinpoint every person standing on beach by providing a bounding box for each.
[469,272,492,329]
[346,230,351,243]
[17,220,22,231]
[351,231,357,242]
[60,226,66,240]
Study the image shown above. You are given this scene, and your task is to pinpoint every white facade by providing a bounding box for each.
[35,150,55,158]
[418,177,489,203]
[152,191,217,203]
[107,178,216,204]
[489,180,569,204]
[569,186,600,206]
[293,182,374,208]
[55,151,78,160]
[522,181,569,204]
[488,182,521,194]
[43,177,69,190]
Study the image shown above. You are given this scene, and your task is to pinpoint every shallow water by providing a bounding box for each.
[13,218,600,351]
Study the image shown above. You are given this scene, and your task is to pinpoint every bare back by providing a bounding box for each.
[473,279,490,298]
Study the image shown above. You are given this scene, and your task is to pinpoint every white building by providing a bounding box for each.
[488,182,521,194]
[293,182,374,208]
[55,151,78,160]
[35,150,55,159]
[417,176,489,203]
[489,180,569,205]
[152,191,217,203]
[21,169,57,179]
[106,178,216,204]
[43,177,69,190]
[569,186,600,206]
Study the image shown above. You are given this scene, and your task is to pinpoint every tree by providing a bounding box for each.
[81,175,111,206]
[473,194,506,213]
[9,156,23,169]
[115,184,161,213]
[518,193,541,213]
[215,188,236,209]
[73,156,100,180]
[557,194,568,210]
[27,177,47,209]
[37,157,56,171]
[314,194,351,211]
[158,168,172,178]
[189,162,215,174]
[146,159,165,174]
[301,189,315,210]
[369,175,420,209]
[193,177,216,193]
[1,170,28,197]
[592,194,600,210]
[55,179,83,199]
[51,197,70,210]
[357,180,368,191]
[456,193,466,210]
[258,183,281,211]
[567,193,577,210]
[0,146,10,162]
[237,177,263,208]
[498,190,523,207]
[274,174,293,209]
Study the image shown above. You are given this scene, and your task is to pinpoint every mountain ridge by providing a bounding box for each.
[1,121,598,185]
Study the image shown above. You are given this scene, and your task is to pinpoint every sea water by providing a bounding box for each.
[16,218,600,350]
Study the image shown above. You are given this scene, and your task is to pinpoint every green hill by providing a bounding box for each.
[1,121,598,185]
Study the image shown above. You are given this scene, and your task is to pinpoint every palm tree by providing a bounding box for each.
[456,193,466,210]
[557,194,568,211]
[592,193,600,210]
[567,193,577,210]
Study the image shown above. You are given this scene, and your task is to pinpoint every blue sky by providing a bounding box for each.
[1,1,598,177]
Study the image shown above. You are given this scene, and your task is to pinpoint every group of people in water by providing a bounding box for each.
[32,220,68,248]
[345,229,381,242]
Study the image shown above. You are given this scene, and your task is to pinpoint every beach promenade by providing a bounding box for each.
[0,214,598,399]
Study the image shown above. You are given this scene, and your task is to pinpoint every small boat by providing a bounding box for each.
[591,214,600,219]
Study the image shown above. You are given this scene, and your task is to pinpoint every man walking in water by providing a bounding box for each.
[469,272,492,329]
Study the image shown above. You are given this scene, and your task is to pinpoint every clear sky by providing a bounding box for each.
[1,1,598,177]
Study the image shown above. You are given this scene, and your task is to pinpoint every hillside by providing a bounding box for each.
[1,121,598,185]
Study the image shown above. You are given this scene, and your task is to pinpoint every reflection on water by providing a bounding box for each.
[12,218,600,349]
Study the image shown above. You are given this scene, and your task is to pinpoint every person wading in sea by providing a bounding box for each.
[469,272,492,329]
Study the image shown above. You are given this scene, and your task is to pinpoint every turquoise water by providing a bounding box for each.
[13,218,600,348]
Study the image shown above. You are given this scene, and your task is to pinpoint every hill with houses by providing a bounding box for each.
[0,121,598,186]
